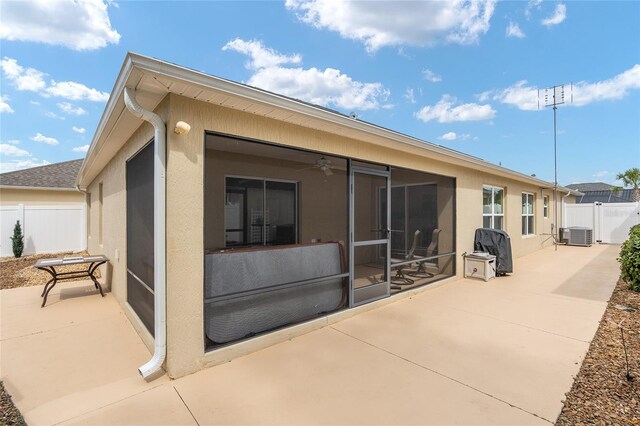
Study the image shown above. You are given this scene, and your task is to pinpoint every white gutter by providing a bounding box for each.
[123,87,167,380]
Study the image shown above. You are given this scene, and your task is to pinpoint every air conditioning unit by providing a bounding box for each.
[559,227,593,247]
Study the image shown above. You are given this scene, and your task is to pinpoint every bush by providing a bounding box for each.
[10,220,24,258]
[618,224,640,291]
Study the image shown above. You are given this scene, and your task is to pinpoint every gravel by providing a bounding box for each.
[556,278,640,425]
[0,381,26,426]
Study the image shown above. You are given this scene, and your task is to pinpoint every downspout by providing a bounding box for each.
[123,87,167,380]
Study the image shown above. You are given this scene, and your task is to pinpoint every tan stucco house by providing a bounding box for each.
[77,53,580,380]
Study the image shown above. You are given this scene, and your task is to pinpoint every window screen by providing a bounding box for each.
[126,142,155,335]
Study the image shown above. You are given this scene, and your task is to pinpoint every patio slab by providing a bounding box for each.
[0,244,620,425]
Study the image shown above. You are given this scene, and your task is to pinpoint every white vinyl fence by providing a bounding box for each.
[0,204,86,257]
[564,202,640,244]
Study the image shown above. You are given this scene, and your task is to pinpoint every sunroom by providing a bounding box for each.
[200,132,456,349]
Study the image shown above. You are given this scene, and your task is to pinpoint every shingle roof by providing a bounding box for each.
[566,182,614,192]
[577,189,634,203]
[0,159,84,189]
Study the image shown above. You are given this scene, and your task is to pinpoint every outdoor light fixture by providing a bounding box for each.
[174,121,191,135]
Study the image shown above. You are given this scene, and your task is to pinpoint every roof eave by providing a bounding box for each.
[78,52,578,194]
[0,185,81,192]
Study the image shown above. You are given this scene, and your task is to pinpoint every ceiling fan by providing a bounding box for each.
[299,156,334,176]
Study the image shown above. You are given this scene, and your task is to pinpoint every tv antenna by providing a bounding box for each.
[538,83,572,250]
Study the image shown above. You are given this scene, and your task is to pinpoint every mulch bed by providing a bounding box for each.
[0,251,100,291]
[0,382,26,426]
[556,278,640,425]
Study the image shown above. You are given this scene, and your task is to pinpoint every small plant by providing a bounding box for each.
[618,224,640,291]
[10,220,24,258]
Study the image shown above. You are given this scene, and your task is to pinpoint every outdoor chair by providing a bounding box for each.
[409,228,441,278]
[390,230,421,286]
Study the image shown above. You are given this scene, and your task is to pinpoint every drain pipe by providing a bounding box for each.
[561,190,571,230]
[123,87,167,380]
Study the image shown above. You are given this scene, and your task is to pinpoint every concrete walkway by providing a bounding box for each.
[1,244,620,425]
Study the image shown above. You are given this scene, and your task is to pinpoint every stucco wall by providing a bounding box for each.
[85,96,171,352]
[0,188,84,205]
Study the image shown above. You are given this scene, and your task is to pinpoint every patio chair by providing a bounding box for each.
[390,230,421,286]
[409,228,441,278]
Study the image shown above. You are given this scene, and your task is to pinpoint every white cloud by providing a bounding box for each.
[72,126,86,134]
[542,3,566,27]
[285,0,497,52]
[0,95,14,113]
[58,102,87,115]
[224,38,390,111]
[573,64,640,106]
[46,81,109,102]
[485,80,539,111]
[0,57,46,91]
[593,170,610,178]
[403,88,416,104]
[0,0,120,51]
[486,64,640,110]
[439,132,458,141]
[30,133,59,146]
[72,144,90,153]
[525,0,543,20]
[415,95,496,123]
[0,159,50,174]
[422,69,442,83]
[45,111,65,120]
[0,143,31,157]
[223,39,302,70]
[1,57,109,102]
[506,22,525,38]
[30,100,40,106]
[5,139,20,145]
[438,132,473,141]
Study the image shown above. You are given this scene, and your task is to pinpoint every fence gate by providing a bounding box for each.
[564,202,640,244]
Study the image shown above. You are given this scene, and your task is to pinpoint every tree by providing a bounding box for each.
[615,167,640,202]
[10,220,24,258]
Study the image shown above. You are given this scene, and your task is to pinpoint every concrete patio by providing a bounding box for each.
[1,244,619,425]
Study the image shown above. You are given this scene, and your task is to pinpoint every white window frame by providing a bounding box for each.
[483,185,505,230]
[522,192,535,236]
[543,195,549,219]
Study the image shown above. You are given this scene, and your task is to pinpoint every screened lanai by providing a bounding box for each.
[203,133,456,350]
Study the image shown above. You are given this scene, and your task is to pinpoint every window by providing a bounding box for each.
[224,177,297,247]
[543,195,549,218]
[522,192,535,235]
[483,185,504,230]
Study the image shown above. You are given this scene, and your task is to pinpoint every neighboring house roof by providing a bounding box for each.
[0,159,84,191]
[77,52,582,197]
[576,189,634,203]
[566,182,614,192]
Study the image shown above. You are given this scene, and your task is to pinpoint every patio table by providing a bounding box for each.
[34,255,108,307]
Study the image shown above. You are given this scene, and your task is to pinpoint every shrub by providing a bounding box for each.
[618,224,640,291]
[10,220,24,258]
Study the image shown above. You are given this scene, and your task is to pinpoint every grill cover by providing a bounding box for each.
[473,228,513,275]
[205,242,347,344]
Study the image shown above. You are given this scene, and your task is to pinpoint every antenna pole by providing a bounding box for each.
[553,103,558,251]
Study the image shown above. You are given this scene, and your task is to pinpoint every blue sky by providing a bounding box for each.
[1,0,638,186]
